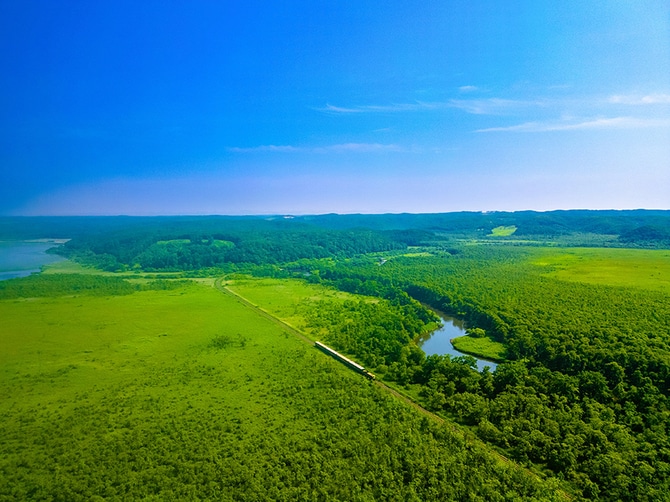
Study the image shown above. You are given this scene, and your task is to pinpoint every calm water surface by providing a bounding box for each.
[0,241,65,281]
[419,313,498,372]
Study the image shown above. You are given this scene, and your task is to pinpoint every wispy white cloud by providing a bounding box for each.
[314,142,405,153]
[228,143,407,154]
[448,98,544,115]
[608,93,670,105]
[363,102,441,112]
[227,145,301,153]
[321,89,670,119]
[319,98,539,115]
[320,104,365,114]
[317,90,670,139]
[476,116,670,133]
[318,102,441,113]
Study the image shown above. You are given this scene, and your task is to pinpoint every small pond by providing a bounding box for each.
[418,313,498,372]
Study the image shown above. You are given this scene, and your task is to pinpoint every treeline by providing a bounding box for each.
[3,210,669,254]
[292,247,670,500]
[0,274,191,299]
[56,222,406,272]
[296,210,670,244]
[302,295,438,371]
[619,225,670,247]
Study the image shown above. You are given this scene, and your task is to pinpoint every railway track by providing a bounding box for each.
[213,276,571,500]
[214,277,313,345]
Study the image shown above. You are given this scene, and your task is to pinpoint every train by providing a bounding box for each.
[314,341,376,380]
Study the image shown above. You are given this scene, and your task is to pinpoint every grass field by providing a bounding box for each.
[0,282,286,432]
[42,260,114,274]
[1,277,563,500]
[225,276,369,336]
[451,335,506,362]
[42,259,187,282]
[530,247,670,293]
[489,225,517,237]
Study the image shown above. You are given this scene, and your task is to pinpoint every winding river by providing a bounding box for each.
[418,313,498,372]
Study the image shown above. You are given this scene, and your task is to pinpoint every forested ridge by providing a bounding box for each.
[297,209,670,241]
[3,209,670,262]
[53,223,405,271]
[7,210,664,273]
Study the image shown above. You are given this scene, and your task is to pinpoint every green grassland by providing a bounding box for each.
[225,276,371,335]
[451,335,506,362]
[43,259,187,281]
[489,225,517,237]
[0,277,562,500]
[530,247,670,293]
[42,259,96,274]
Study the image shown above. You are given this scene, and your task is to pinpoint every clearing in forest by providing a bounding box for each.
[530,247,670,293]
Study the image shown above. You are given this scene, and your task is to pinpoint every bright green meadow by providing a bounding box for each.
[489,226,517,237]
[450,335,506,362]
[0,277,562,501]
[225,276,368,336]
[530,247,670,293]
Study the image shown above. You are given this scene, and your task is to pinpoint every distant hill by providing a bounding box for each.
[619,224,670,246]
[1,209,669,249]
[296,209,670,235]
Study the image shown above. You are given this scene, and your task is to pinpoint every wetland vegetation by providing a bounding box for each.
[2,210,670,501]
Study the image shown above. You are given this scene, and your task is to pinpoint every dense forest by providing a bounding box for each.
[2,210,670,500]
[304,247,670,500]
[1,210,668,274]
[2,209,670,253]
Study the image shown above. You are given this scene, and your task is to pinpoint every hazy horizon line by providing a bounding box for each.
[3,207,669,218]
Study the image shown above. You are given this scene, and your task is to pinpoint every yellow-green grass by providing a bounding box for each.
[42,259,99,274]
[0,282,275,405]
[43,259,146,278]
[42,260,188,286]
[530,247,670,293]
[155,238,191,245]
[0,279,563,500]
[451,336,506,362]
[0,281,321,496]
[0,281,401,497]
[489,225,517,237]
[225,276,368,336]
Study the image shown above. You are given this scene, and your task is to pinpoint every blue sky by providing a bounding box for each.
[1,1,669,215]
